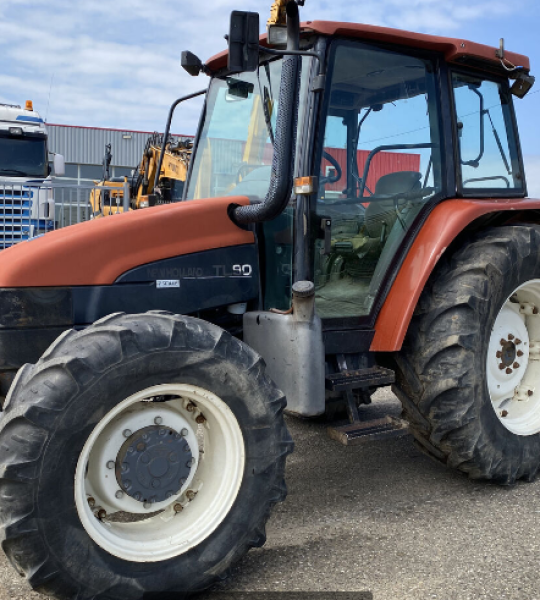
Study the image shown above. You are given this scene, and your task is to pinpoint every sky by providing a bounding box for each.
[1,0,539,194]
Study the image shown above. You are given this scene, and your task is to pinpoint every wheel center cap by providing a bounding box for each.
[116,425,192,504]
[500,340,516,367]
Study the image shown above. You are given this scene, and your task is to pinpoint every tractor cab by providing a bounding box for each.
[183,17,531,327]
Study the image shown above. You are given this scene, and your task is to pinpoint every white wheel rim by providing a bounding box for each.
[487,280,540,436]
[74,384,245,562]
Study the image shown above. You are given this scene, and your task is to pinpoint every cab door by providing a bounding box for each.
[313,40,444,322]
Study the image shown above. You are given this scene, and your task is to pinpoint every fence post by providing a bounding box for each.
[123,178,130,212]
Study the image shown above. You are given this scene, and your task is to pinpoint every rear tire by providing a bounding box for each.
[0,312,293,599]
[394,225,540,483]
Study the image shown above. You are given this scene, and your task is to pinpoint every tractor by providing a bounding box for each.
[0,1,537,598]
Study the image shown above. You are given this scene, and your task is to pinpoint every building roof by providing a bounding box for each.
[47,124,192,168]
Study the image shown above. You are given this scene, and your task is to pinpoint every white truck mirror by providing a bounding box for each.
[53,154,65,177]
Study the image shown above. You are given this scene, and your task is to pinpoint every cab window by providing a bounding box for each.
[314,41,442,320]
[452,73,523,191]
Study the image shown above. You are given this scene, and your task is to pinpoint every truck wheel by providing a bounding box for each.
[0,312,292,599]
[393,225,540,484]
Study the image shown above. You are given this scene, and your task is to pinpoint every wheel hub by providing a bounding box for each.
[498,337,518,370]
[116,426,192,504]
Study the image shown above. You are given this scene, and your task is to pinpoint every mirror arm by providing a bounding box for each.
[260,47,324,75]
[152,89,207,195]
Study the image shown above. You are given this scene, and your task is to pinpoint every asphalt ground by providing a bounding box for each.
[2,387,540,600]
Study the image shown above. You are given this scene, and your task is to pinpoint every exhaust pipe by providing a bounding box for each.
[233,1,301,225]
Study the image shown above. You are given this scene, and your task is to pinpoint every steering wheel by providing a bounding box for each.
[320,151,342,186]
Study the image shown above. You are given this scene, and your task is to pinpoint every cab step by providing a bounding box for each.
[325,366,395,391]
[327,415,409,446]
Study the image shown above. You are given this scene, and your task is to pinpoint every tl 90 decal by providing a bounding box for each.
[232,264,253,277]
[212,264,253,277]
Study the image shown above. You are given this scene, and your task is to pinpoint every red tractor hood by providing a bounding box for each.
[0,197,254,287]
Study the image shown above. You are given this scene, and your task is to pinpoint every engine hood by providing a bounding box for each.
[0,196,253,287]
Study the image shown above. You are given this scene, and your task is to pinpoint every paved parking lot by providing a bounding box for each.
[2,388,540,600]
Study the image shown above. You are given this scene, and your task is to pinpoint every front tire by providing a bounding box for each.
[0,312,293,599]
[394,225,540,484]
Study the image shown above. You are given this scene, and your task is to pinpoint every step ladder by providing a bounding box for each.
[326,354,409,446]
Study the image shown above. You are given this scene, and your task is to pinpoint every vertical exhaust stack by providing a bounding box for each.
[232,0,301,225]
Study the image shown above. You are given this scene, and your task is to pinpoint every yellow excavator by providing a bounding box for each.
[90,132,192,216]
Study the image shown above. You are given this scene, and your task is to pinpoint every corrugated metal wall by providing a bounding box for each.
[47,125,193,167]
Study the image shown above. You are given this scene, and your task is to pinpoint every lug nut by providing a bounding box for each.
[501,410,508,418]
[87,496,96,508]
[174,503,183,513]
[106,460,115,470]
[499,364,506,370]
[496,351,502,358]
[513,362,520,369]
[115,490,124,499]
[529,390,534,397]
[186,489,196,501]
[196,414,206,424]
[186,458,195,468]
[516,339,522,345]
[186,402,196,412]
[500,338,507,346]
[508,334,515,340]
[506,368,513,374]
[518,350,524,357]
[95,509,107,520]
[123,429,132,438]
[154,416,163,425]
[181,428,188,437]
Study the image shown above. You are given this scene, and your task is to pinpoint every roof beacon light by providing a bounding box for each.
[25,100,33,111]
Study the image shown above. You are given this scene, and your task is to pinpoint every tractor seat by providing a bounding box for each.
[364,171,422,239]
[373,171,422,196]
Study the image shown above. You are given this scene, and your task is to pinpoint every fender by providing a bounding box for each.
[371,197,540,352]
[0,196,253,287]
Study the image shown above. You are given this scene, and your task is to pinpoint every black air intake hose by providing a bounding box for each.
[233,1,300,225]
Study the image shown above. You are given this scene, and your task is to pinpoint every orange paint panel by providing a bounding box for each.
[0,197,254,288]
[371,198,540,352]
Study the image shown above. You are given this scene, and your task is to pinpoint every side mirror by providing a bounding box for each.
[228,11,259,73]
[53,154,65,177]
[181,51,204,77]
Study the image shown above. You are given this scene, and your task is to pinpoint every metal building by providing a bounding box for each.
[47,124,192,184]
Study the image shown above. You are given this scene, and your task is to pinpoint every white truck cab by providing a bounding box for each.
[0,101,64,247]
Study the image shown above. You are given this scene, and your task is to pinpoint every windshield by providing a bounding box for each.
[0,135,48,178]
[185,58,284,201]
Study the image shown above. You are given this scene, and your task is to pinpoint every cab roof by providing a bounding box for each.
[206,20,530,75]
